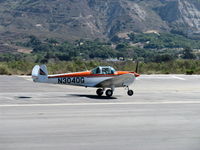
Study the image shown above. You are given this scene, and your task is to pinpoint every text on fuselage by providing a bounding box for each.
[58,77,85,84]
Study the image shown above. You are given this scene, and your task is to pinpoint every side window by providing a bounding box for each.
[92,67,101,74]
[102,68,111,74]
[96,67,100,74]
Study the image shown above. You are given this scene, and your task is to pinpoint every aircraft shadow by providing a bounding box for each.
[17,96,32,99]
[70,94,117,100]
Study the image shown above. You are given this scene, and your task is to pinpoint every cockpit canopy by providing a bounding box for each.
[92,66,116,74]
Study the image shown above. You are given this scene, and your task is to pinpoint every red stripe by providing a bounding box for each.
[47,71,140,78]
[48,74,118,78]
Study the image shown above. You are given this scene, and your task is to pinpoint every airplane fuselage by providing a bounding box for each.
[45,71,137,88]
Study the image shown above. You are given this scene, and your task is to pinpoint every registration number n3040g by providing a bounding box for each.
[58,77,84,84]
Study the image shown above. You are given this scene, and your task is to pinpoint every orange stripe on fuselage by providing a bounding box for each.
[48,71,139,78]
[116,71,140,77]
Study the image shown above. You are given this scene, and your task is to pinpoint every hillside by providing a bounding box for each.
[0,0,200,44]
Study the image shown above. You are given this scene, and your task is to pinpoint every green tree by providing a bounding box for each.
[182,47,196,59]
[27,35,42,47]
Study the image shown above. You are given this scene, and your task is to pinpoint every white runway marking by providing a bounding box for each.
[139,75,186,80]
[18,76,32,81]
[5,97,14,100]
[0,101,200,107]
[171,75,186,80]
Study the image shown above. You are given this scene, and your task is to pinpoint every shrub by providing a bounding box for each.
[0,65,10,75]
[186,70,194,75]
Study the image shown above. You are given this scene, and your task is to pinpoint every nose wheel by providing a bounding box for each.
[127,90,134,96]
[125,86,134,96]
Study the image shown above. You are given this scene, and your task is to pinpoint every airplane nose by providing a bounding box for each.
[134,73,140,77]
[129,72,140,77]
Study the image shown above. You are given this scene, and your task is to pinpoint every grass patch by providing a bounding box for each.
[0,65,10,75]
[0,60,200,75]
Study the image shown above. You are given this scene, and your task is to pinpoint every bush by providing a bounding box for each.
[0,65,10,75]
[186,70,194,75]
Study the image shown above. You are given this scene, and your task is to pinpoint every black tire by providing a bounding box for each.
[106,89,113,97]
[127,90,134,96]
[96,89,103,96]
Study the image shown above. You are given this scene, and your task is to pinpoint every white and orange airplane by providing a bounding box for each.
[32,64,140,97]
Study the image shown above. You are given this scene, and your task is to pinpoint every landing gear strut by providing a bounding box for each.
[96,89,104,96]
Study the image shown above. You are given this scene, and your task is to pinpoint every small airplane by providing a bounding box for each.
[32,63,140,97]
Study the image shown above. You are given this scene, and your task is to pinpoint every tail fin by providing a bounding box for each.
[32,65,48,82]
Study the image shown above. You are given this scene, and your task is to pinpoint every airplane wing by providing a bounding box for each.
[95,73,135,88]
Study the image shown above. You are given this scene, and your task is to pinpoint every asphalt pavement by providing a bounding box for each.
[0,75,200,150]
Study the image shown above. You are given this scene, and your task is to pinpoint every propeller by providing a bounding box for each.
[135,61,139,73]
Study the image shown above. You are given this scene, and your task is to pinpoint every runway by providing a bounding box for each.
[0,75,200,150]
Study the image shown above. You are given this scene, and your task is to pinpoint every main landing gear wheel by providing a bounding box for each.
[106,89,113,97]
[127,90,134,96]
[96,89,104,96]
